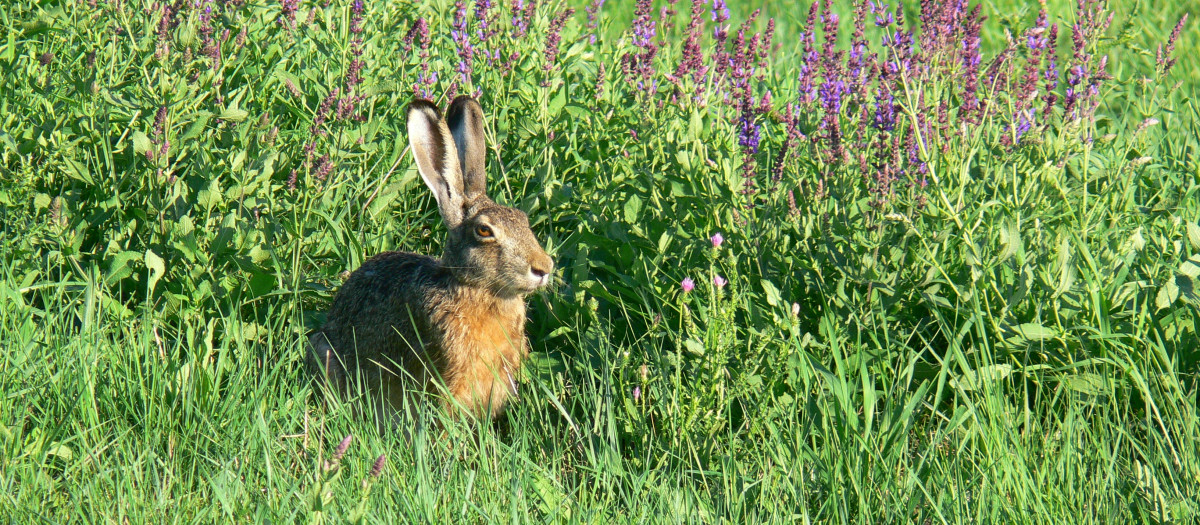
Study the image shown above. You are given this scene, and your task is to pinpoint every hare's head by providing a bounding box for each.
[407,96,554,298]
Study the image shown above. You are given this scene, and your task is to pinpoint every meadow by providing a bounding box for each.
[2,0,1199,522]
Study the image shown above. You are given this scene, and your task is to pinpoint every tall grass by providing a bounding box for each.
[2,0,1198,522]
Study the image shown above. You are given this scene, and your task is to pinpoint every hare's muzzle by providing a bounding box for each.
[528,254,554,289]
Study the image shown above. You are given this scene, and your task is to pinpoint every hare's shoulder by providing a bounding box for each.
[327,251,449,318]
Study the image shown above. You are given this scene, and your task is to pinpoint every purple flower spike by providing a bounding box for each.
[711,232,724,248]
[713,275,727,288]
[681,277,695,293]
[633,386,642,401]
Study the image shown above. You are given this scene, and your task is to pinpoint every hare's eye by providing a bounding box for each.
[475,225,494,238]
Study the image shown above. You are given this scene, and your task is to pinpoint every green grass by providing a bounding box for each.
[2,0,1199,522]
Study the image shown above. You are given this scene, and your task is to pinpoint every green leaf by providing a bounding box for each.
[105,251,141,285]
[1,31,15,63]
[249,245,271,264]
[219,105,249,122]
[181,111,213,141]
[1059,372,1105,395]
[1013,322,1057,341]
[1181,255,1200,279]
[547,87,566,117]
[132,131,152,156]
[761,279,782,307]
[623,194,642,224]
[61,158,94,185]
[1156,277,1180,309]
[688,109,704,140]
[144,249,165,295]
[997,220,1020,262]
[950,364,1012,391]
[1187,222,1200,250]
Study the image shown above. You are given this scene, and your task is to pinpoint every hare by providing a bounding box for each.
[306,96,554,423]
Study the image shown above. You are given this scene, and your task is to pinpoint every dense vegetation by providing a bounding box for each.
[2,0,1198,521]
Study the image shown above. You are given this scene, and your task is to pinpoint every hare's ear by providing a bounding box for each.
[407,100,465,228]
[446,95,487,202]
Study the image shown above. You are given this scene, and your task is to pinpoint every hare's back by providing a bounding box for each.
[322,251,446,355]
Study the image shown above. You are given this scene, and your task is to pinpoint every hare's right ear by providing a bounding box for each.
[407,100,465,228]
[446,96,487,202]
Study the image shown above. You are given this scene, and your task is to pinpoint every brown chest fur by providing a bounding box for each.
[432,294,527,418]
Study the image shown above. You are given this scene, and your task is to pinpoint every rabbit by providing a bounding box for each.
[306,95,554,424]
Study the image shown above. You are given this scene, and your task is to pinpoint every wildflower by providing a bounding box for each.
[586,0,606,44]
[346,0,366,89]
[1157,14,1188,75]
[594,62,607,100]
[333,434,352,462]
[674,0,708,99]
[475,0,499,50]
[791,302,800,317]
[710,232,723,248]
[543,8,575,75]
[711,0,731,76]
[279,0,300,28]
[632,386,642,401]
[1041,24,1060,119]
[370,454,387,477]
[284,77,303,99]
[713,275,727,288]
[796,3,820,105]
[153,106,168,138]
[409,18,435,99]
[623,0,659,96]
[681,277,695,293]
[313,154,334,182]
[959,4,983,124]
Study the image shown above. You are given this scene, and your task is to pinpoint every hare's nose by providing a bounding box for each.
[530,258,554,279]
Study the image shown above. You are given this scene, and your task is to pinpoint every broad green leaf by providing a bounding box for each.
[144,249,165,295]
[623,194,642,224]
[1156,277,1180,309]
[1013,322,1057,341]
[105,251,141,285]
[132,131,152,155]
[1188,222,1200,250]
[950,364,1013,391]
[219,105,249,122]
[761,279,782,307]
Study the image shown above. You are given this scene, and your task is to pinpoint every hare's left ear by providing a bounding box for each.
[407,99,466,228]
[446,95,488,202]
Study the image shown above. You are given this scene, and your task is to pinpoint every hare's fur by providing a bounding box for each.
[306,96,553,423]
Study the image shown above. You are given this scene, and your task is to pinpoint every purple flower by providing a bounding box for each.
[622,0,660,97]
[873,89,895,131]
[710,0,729,23]
[681,277,695,293]
[632,386,642,401]
[1157,13,1188,75]
[370,454,387,477]
[586,0,606,44]
[713,275,727,288]
[543,8,575,77]
[333,434,352,462]
[279,0,300,28]
[710,232,723,248]
[959,4,983,124]
[738,114,761,154]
